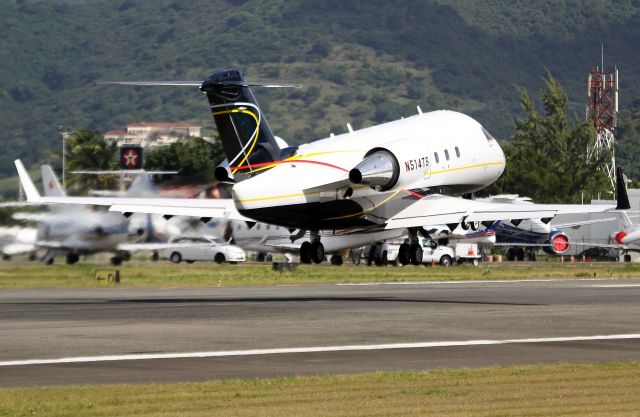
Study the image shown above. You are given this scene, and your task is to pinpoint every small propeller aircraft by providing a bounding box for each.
[14,68,631,265]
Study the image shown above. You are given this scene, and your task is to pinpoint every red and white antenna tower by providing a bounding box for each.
[586,64,619,190]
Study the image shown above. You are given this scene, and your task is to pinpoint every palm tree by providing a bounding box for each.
[53,129,117,194]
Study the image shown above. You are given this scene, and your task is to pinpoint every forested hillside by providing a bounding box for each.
[2,0,640,178]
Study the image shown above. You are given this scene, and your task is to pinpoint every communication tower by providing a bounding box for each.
[586,66,618,190]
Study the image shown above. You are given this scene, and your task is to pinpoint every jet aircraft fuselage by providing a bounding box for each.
[232,110,505,230]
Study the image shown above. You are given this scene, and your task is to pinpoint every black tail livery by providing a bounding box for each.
[104,69,301,182]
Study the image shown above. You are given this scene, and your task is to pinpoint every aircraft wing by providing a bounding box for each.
[384,194,619,231]
[15,160,250,222]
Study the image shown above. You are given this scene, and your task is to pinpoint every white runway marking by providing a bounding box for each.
[336,278,604,286]
[1,334,639,367]
[591,284,640,288]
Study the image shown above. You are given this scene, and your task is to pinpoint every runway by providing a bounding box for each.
[1,278,640,386]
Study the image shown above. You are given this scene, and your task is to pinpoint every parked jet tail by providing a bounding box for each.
[104,69,301,183]
[616,167,631,211]
[41,165,66,197]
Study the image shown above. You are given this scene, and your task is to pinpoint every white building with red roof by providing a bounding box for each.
[104,121,203,147]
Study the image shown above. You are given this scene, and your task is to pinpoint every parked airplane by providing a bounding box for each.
[217,219,403,265]
[15,68,631,266]
[15,166,206,265]
[0,226,37,260]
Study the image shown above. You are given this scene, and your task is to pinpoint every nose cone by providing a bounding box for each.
[495,141,506,176]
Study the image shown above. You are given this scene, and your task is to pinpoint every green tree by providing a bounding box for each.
[51,129,117,194]
[489,74,610,203]
[144,138,224,181]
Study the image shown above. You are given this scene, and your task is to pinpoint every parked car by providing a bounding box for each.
[161,236,246,264]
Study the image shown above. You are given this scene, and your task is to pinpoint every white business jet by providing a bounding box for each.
[14,68,630,265]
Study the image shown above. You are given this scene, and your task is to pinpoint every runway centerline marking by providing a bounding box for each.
[1,334,639,367]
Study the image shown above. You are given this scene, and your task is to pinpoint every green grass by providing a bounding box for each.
[1,261,640,289]
[1,361,639,416]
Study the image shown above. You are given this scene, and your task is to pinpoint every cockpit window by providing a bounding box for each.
[482,127,496,141]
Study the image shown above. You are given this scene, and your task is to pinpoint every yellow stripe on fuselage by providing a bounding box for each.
[247,149,362,174]
[428,161,504,176]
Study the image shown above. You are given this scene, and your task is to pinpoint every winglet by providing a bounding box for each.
[14,160,41,202]
[616,167,631,210]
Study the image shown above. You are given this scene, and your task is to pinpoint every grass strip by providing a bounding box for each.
[1,262,640,289]
[0,361,639,416]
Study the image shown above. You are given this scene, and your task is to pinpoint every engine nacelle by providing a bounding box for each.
[349,139,430,191]
[543,232,570,255]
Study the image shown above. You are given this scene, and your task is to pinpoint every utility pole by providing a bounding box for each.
[58,126,67,189]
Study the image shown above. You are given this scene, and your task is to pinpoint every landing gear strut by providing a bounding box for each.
[299,232,325,264]
[398,228,429,265]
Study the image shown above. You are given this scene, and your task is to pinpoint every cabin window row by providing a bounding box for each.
[433,146,460,164]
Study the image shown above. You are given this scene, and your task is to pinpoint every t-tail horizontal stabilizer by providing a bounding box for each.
[616,167,631,210]
[102,69,301,183]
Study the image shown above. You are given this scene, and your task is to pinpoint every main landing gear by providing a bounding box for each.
[299,231,325,264]
[396,227,436,266]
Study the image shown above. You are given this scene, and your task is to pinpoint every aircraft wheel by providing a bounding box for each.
[330,255,343,266]
[300,242,312,264]
[151,251,159,261]
[440,255,452,267]
[2,254,11,262]
[398,243,411,265]
[374,249,387,266]
[66,253,79,265]
[256,253,266,262]
[28,253,37,261]
[410,243,423,266]
[506,248,515,262]
[214,253,226,264]
[45,257,54,265]
[516,248,525,261]
[110,256,123,266]
[310,241,325,264]
[170,252,182,264]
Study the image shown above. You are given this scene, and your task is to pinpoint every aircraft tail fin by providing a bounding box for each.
[103,69,300,183]
[14,160,41,202]
[41,165,66,197]
[616,167,631,211]
[200,69,300,182]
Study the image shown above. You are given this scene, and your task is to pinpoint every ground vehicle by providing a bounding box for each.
[161,236,246,264]
[386,238,480,267]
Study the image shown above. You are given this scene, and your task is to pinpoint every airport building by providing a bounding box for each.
[104,121,203,148]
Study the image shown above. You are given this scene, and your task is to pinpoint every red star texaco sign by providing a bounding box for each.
[119,146,143,170]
